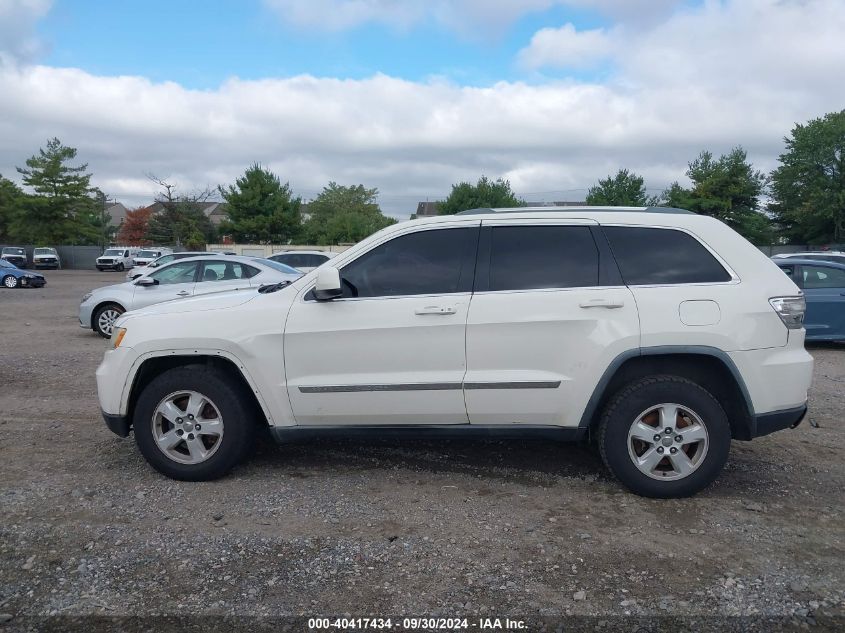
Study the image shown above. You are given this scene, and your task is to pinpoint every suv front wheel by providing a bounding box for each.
[598,375,731,498]
[133,366,256,480]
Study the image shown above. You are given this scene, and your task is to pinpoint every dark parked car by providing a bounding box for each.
[774,258,845,342]
[1,259,46,289]
[1,246,27,268]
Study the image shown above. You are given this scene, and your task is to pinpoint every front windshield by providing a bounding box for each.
[2,247,24,255]
[252,258,302,275]
[152,254,175,266]
[34,248,54,255]
[103,249,123,256]
[136,250,158,258]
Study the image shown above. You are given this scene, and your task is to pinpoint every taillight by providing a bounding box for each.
[769,296,806,329]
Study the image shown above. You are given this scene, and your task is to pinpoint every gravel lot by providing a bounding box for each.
[1,270,843,630]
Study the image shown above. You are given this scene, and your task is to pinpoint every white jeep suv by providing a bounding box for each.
[96,207,813,497]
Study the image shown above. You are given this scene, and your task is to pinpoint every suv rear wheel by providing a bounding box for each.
[133,366,256,480]
[598,375,730,498]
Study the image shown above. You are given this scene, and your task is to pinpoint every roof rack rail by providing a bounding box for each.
[455,206,693,216]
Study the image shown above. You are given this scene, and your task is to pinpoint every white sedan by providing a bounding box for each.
[80,255,301,337]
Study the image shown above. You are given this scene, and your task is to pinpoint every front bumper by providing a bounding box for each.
[20,276,45,288]
[103,411,132,437]
[753,404,807,438]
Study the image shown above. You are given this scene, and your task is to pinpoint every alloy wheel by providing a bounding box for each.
[97,309,122,336]
[151,390,225,465]
[627,403,709,481]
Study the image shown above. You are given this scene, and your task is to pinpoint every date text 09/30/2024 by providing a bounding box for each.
[308,617,527,630]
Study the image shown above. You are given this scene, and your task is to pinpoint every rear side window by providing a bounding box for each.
[488,226,599,291]
[604,227,731,285]
[802,265,845,289]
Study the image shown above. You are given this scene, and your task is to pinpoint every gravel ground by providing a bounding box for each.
[1,270,843,630]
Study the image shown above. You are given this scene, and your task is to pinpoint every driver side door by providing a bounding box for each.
[284,222,480,426]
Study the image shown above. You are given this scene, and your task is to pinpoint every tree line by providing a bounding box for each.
[437,110,845,246]
[0,109,842,248]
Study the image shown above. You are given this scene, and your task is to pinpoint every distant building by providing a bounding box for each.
[146,201,229,226]
[105,203,129,228]
[415,201,439,217]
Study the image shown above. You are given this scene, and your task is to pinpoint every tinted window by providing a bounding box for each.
[199,261,253,282]
[306,254,329,267]
[488,226,599,291]
[604,227,731,285]
[802,265,845,289]
[150,260,199,284]
[271,253,323,268]
[341,228,476,298]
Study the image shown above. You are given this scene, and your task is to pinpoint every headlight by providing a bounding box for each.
[112,327,127,349]
[81,292,93,302]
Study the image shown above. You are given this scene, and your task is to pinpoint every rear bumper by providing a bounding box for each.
[103,411,131,437]
[752,404,807,438]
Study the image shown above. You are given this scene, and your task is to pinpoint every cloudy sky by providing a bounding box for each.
[0,0,843,217]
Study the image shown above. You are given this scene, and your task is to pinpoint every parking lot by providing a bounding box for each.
[1,270,844,626]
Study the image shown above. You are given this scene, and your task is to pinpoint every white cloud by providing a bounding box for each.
[0,0,51,62]
[1,0,844,218]
[518,23,613,69]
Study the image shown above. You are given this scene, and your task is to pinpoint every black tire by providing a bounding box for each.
[117,263,125,271]
[598,375,731,498]
[2,275,19,289]
[92,303,125,338]
[133,365,256,481]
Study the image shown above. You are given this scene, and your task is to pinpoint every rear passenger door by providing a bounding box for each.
[464,219,639,427]
[195,261,257,296]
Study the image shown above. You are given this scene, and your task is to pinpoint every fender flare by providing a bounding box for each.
[119,348,275,425]
[578,345,755,430]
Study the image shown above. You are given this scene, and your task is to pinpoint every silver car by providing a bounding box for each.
[79,255,302,337]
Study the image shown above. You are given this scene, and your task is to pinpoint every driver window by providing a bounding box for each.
[150,260,199,285]
[340,227,476,298]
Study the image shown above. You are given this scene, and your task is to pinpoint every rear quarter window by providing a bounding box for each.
[603,226,732,285]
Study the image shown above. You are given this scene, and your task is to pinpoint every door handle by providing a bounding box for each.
[177,290,191,297]
[579,298,624,309]
[415,306,457,315]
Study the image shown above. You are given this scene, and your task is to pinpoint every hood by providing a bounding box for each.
[121,287,269,320]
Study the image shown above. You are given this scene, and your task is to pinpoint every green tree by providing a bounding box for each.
[218,163,301,243]
[303,182,395,245]
[12,138,102,244]
[438,176,523,215]
[586,169,658,206]
[0,174,24,242]
[144,176,217,248]
[769,110,845,244]
[660,147,771,244]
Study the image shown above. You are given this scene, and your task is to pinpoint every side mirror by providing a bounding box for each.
[136,277,158,287]
[314,266,342,301]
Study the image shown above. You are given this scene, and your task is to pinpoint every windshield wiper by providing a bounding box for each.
[258,281,292,294]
